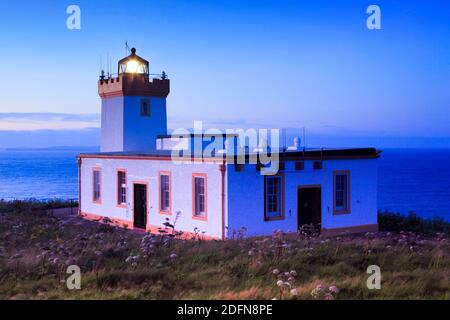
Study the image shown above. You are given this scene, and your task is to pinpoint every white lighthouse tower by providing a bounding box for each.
[98,48,170,152]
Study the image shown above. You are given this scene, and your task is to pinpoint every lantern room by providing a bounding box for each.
[118,48,149,75]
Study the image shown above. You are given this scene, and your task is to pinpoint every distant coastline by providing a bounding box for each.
[2,146,99,152]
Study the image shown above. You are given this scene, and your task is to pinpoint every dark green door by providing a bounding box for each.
[133,184,147,228]
[298,187,322,231]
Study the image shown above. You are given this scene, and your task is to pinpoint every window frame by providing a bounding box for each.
[158,171,172,215]
[92,167,102,204]
[192,173,207,220]
[117,169,127,207]
[140,98,151,117]
[264,174,285,221]
[333,170,351,215]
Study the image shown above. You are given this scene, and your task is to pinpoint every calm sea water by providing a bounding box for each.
[0,149,449,221]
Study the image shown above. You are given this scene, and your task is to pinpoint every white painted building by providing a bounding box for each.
[78,49,380,239]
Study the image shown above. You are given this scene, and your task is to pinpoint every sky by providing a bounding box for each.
[0,0,449,148]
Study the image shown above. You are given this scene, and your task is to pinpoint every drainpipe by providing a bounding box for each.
[77,157,82,216]
[220,162,226,240]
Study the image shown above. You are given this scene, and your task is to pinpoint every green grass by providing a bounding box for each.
[0,201,448,300]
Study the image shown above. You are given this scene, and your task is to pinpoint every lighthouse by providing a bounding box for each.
[98,48,170,152]
[78,47,379,239]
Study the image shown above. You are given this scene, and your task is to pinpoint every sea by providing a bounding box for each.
[0,148,449,221]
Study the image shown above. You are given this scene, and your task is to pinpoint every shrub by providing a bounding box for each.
[379,211,450,235]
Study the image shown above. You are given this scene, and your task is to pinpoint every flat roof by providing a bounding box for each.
[78,148,381,161]
[157,133,239,138]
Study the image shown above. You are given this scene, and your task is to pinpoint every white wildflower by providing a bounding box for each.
[329,286,339,294]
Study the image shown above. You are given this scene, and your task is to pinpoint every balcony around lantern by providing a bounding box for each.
[98,72,170,98]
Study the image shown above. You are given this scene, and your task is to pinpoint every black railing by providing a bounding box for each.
[100,72,167,81]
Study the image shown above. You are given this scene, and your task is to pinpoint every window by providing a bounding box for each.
[193,175,207,218]
[140,98,150,116]
[117,171,126,206]
[333,171,350,214]
[159,173,171,214]
[264,176,284,220]
[313,161,323,170]
[295,161,304,170]
[93,169,101,203]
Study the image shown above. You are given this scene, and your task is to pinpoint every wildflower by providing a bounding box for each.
[272,269,280,275]
[276,280,284,287]
[290,288,299,296]
[169,252,177,259]
[316,284,326,291]
[324,293,334,300]
[290,270,297,277]
[311,288,320,299]
[329,286,339,294]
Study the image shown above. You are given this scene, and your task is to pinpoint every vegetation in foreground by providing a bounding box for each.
[0,200,448,300]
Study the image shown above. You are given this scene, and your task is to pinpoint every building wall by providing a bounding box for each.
[80,157,224,239]
[100,96,167,152]
[227,159,378,237]
[123,96,167,152]
[101,97,124,152]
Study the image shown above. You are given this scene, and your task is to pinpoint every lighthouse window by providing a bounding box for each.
[117,170,127,206]
[193,175,207,218]
[333,171,350,214]
[140,98,150,116]
[93,169,101,203]
[264,175,284,220]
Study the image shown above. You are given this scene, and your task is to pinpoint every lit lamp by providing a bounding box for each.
[118,48,149,76]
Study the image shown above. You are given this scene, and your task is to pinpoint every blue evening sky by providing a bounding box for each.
[0,0,449,147]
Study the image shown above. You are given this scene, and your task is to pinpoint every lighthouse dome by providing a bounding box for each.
[118,48,149,75]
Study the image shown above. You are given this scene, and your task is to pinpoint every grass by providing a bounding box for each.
[0,200,448,300]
